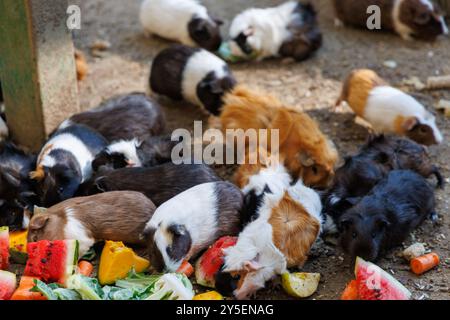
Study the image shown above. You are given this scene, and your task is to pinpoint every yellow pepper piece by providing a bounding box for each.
[9,230,28,253]
[193,291,224,300]
[98,241,150,285]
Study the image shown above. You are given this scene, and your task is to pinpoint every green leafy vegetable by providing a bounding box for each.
[66,274,104,300]
[53,288,81,300]
[31,279,58,300]
[144,273,194,300]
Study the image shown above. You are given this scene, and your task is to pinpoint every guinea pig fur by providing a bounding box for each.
[142,181,243,272]
[92,135,178,171]
[140,0,223,51]
[0,141,38,230]
[219,85,338,188]
[228,1,322,61]
[77,163,221,207]
[219,179,323,300]
[58,93,165,142]
[30,124,107,207]
[150,44,236,116]
[333,0,448,41]
[27,191,156,256]
[336,69,443,146]
[338,170,436,262]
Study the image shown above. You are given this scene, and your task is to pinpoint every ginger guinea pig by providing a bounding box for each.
[333,0,448,41]
[27,191,156,256]
[150,44,236,115]
[336,69,443,145]
[140,0,223,51]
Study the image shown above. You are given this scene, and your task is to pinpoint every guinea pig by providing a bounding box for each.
[142,181,243,272]
[30,124,107,207]
[218,179,323,299]
[0,142,38,230]
[218,85,338,188]
[150,45,236,115]
[224,1,322,61]
[27,191,156,256]
[333,0,448,41]
[77,162,221,206]
[336,69,443,145]
[140,0,223,51]
[58,93,165,142]
[92,135,178,171]
[338,170,436,262]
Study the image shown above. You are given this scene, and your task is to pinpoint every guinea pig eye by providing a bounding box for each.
[371,232,377,239]
[58,187,64,193]
[352,232,357,239]
[419,127,428,134]
[311,166,318,175]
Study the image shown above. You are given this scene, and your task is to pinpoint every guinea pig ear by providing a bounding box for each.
[29,214,50,230]
[299,151,315,167]
[413,9,431,25]
[92,150,111,172]
[244,259,262,272]
[167,224,192,260]
[403,117,419,131]
[209,14,224,26]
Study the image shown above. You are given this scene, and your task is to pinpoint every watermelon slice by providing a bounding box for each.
[195,236,237,288]
[24,240,79,285]
[0,227,9,270]
[355,257,411,300]
[0,270,17,300]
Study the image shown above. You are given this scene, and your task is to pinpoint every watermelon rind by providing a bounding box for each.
[355,257,411,300]
[63,240,79,285]
[0,227,9,270]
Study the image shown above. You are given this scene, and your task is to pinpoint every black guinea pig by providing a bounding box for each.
[338,170,436,262]
[92,135,179,171]
[77,162,221,207]
[58,93,165,142]
[150,44,236,116]
[333,0,448,41]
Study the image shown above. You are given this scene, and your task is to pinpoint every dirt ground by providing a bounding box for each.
[71,0,450,300]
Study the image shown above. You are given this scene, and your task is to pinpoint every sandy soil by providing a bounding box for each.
[70,0,450,300]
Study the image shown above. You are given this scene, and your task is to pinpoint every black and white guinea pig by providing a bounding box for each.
[150,44,236,115]
[338,170,436,262]
[77,162,221,207]
[333,0,448,41]
[140,0,223,51]
[142,181,243,272]
[30,124,107,207]
[58,93,165,142]
[226,1,322,61]
[0,141,37,230]
[92,135,178,171]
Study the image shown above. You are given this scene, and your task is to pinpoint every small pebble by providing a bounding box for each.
[383,60,398,69]
[402,243,426,261]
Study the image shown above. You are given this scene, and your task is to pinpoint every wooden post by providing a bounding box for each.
[0,0,80,152]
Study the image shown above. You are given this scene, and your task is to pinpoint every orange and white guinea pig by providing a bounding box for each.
[218,85,338,189]
[336,69,443,146]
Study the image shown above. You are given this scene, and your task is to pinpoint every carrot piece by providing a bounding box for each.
[176,260,194,277]
[77,260,94,277]
[10,276,47,300]
[410,253,440,275]
[341,280,359,300]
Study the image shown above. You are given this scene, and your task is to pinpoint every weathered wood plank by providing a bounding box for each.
[0,0,80,151]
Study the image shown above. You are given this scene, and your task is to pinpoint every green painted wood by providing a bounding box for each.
[0,0,80,152]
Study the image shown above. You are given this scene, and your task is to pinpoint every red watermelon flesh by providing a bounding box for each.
[355,257,411,300]
[0,227,9,270]
[195,236,238,288]
[0,270,16,300]
[24,240,79,285]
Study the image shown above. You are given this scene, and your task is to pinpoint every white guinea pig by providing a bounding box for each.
[142,181,243,272]
[140,0,223,51]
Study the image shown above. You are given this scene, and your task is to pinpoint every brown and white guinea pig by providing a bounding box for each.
[218,85,338,188]
[226,1,322,61]
[323,134,443,230]
[77,163,221,207]
[92,135,178,171]
[336,69,443,146]
[30,124,107,208]
[142,181,243,272]
[140,0,223,51]
[218,179,323,300]
[150,45,236,116]
[0,142,38,230]
[338,170,436,262]
[27,191,156,256]
[333,0,448,41]
[58,93,165,142]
